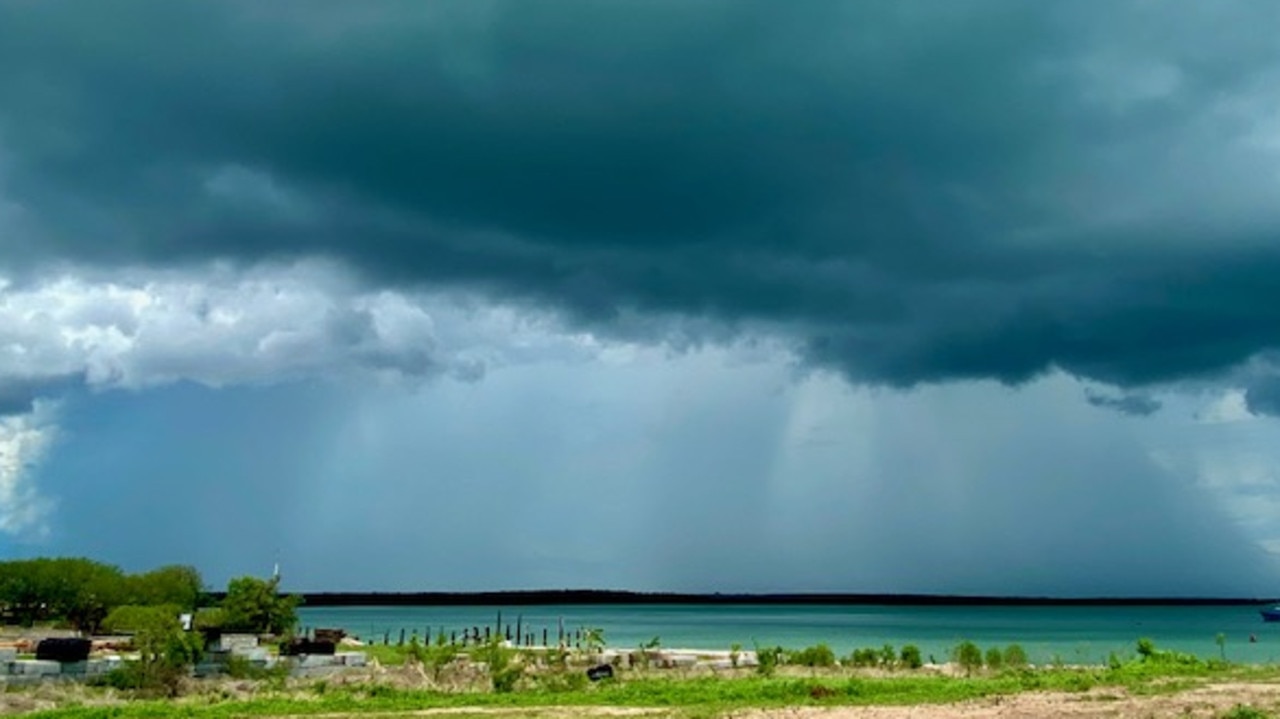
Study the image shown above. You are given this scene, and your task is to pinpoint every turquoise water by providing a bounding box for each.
[297,604,1280,665]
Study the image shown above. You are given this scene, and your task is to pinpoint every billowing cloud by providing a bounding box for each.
[0,261,597,535]
[0,404,57,535]
[1,1,1279,389]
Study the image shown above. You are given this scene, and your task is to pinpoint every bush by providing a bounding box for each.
[899,644,923,669]
[878,643,897,668]
[792,643,836,668]
[472,638,522,692]
[985,646,1004,670]
[953,641,983,676]
[849,647,879,667]
[1003,643,1029,668]
[755,644,786,677]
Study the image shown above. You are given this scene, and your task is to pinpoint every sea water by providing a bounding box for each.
[297,603,1280,665]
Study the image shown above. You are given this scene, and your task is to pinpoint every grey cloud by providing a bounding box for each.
[1245,376,1280,417]
[2,1,1280,388]
[0,375,83,417]
[1084,389,1162,417]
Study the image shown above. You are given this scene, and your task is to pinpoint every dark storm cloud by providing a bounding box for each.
[1245,376,1280,417]
[2,1,1280,387]
[1083,389,1162,417]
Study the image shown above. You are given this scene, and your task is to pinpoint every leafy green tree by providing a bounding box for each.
[220,575,299,635]
[985,646,1004,670]
[899,644,923,669]
[129,565,203,610]
[120,606,203,696]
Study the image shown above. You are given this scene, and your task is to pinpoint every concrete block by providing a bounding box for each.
[60,661,88,675]
[15,660,62,676]
[297,654,336,668]
[335,652,367,667]
[0,648,16,662]
[216,634,259,653]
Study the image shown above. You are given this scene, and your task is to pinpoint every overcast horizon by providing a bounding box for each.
[4,1,1280,597]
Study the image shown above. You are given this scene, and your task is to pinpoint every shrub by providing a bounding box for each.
[899,644,923,669]
[878,643,897,668]
[849,647,879,667]
[985,646,1004,670]
[792,643,836,668]
[472,637,522,692]
[755,644,786,677]
[953,641,983,676]
[1003,643,1029,668]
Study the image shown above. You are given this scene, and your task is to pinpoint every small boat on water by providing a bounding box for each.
[1260,606,1280,622]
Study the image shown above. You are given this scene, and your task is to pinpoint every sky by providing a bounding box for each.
[3,0,1280,596]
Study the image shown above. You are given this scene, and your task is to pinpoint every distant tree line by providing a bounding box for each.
[0,557,298,637]
[0,558,202,633]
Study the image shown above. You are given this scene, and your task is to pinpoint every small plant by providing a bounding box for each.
[878,643,897,669]
[953,640,983,677]
[423,641,461,681]
[405,634,426,665]
[984,646,1004,670]
[899,644,923,669]
[729,642,742,668]
[581,626,606,656]
[1136,637,1157,659]
[472,637,522,693]
[754,643,785,677]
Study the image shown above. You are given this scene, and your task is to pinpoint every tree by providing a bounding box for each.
[129,565,203,610]
[111,605,203,696]
[220,575,299,635]
[953,640,983,676]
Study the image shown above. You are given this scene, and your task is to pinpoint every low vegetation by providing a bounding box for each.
[14,638,1280,719]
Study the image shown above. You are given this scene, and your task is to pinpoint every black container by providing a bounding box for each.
[35,637,92,663]
[280,638,336,656]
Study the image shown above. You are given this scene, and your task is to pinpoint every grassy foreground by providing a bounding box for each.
[15,654,1280,719]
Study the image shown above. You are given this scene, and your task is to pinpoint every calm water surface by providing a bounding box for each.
[298,604,1280,665]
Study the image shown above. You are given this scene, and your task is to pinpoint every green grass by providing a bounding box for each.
[20,661,1280,719]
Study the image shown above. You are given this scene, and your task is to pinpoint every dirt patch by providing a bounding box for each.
[737,681,1280,718]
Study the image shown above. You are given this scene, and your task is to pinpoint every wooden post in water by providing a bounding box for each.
[384,631,390,646]
[543,628,548,647]
[515,615,522,645]
[496,611,502,642]
[399,628,405,646]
